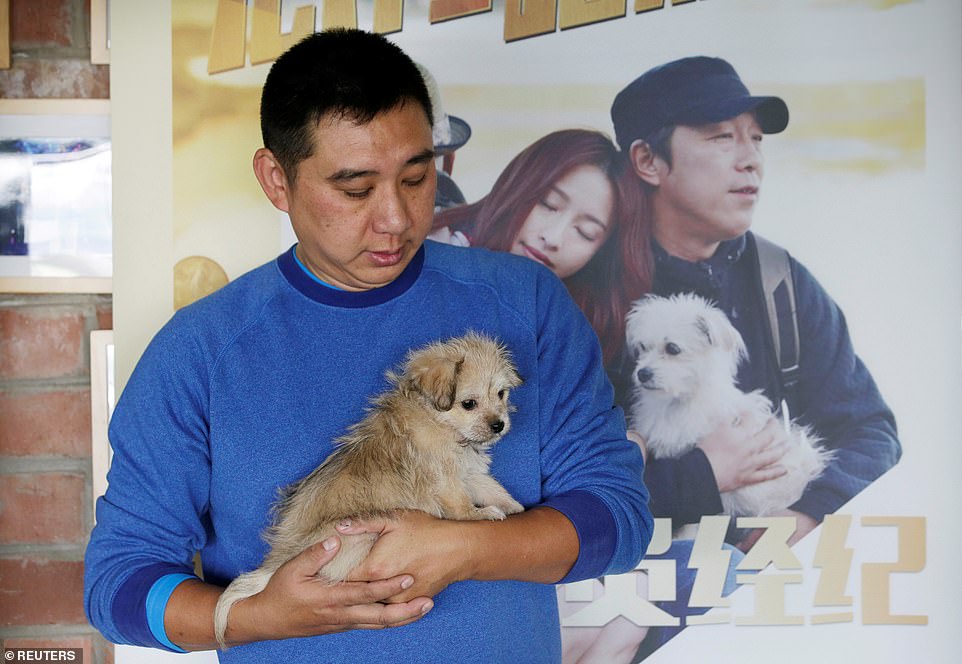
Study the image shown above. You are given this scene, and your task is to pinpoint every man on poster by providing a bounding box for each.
[84,29,652,663]
[609,56,901,545]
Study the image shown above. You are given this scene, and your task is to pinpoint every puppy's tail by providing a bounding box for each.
[213,567,274,650]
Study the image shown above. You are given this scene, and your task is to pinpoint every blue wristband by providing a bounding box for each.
[146,573,197,653]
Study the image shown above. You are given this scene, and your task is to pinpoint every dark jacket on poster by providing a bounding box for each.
[613,232,901,529]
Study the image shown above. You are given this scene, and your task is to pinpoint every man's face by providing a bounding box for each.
[649,112,764,260]
[271,102,436,291]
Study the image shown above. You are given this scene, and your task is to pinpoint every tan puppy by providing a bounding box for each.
[213,332,524,648]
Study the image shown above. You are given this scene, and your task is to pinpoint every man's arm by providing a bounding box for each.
[336,506,579,604]
[787,260,901,520]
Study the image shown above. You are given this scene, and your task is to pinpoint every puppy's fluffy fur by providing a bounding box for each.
[624,293,831,521]
[213,332,524,647]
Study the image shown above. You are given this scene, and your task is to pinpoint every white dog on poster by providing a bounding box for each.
[624,293,832,519]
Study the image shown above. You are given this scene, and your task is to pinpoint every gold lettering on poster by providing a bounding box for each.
[735,572,805,625]
[812,514,854,624]
[558,514,928,628]
[736,517,802,571]
[504,0,557,42]
[563,519,678,627]
[627,518,679,626]
[374,0,404,34]
[323,0,358,29]
[634,0,696,14]
[208,0,247,74]
[430,0,493,24]
[647,517,673,556]
[686,516,733,625]
[250,0,317,66]
[861,516,927,625]
[204,0,711,63]
[733,517,804,626]
[559,0,625,30]
[565,562,679,627]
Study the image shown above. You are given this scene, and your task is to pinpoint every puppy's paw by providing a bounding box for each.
[498,498,524,515]
[473,505,507,520]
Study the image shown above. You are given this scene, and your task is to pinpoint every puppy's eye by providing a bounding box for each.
[665,342,682,356]
[638,343,647,353]
[461,399,478,411]
[497,390,506,400]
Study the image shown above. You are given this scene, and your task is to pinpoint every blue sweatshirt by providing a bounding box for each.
[84,241,652,663]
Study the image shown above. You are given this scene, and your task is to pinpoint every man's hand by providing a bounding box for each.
[166,536,434,651]
[232,535,434,642]
[336,511,469,604]
[698,415,787,492]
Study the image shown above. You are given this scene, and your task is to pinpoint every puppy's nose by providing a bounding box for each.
[489,420,505,434]
[636,367,653,385]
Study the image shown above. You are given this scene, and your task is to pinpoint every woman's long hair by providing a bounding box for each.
[434,129,652,364]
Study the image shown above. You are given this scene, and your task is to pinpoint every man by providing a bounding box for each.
[610,56,900,545]
[84,30,652,663]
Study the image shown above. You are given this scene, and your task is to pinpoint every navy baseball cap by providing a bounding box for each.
[611,56,789,152]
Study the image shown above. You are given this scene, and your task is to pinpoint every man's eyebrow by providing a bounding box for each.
[327,149,436,183]
[694,122,727,135]
[407,149,436,165]
[328,168,375,183]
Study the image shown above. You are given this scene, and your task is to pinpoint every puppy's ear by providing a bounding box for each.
[497,347,524,389]
[405,354,463,411]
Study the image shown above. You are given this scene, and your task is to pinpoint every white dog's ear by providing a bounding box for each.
[695,308,747,364]
[405,354,462,411]
[625,294,660,353]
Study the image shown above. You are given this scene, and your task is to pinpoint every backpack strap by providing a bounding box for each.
[753,234,800,414]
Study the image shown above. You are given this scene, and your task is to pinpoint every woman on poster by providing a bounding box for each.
[429,128,651,367]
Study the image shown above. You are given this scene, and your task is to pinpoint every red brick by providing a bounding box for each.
[2,636,93,662]
[0,59,110,99]
[0,389,92,458]
[95,305,113,331]
[0,308,87,380]
[0,473,86,544]
[0,558,86,626]
[96,634,114,664]
[9,0,74,48]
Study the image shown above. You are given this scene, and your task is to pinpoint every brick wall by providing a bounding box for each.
[0,0,109,98]
[2,1,113,662]
[0,295,113,663]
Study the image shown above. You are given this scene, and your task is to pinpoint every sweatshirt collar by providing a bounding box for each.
[277,244,424,308]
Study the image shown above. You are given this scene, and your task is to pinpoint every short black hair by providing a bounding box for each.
[643,125,675,169]
[260,29,434,180]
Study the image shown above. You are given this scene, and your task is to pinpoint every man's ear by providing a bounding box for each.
[252,148,292,213]
[629,139,662,187]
